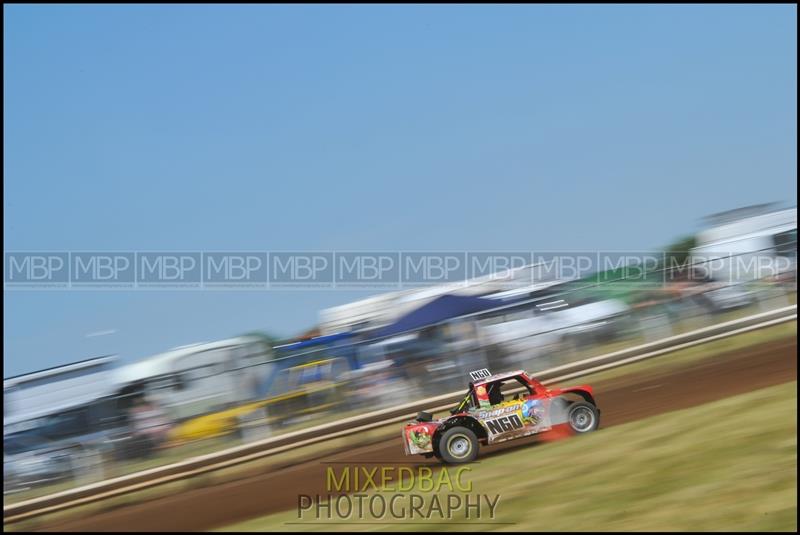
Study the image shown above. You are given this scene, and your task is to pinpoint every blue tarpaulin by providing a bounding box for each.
[373,294,507,339]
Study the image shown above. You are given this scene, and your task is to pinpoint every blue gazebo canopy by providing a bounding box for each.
[373,294,506,339]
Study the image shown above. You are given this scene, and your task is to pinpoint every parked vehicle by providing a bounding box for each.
[478,299,631,356]
[3,357,126,494]
[169,357,350,442]
[690,205,796,283]
[113,336,273,425]
[3,398,124,493]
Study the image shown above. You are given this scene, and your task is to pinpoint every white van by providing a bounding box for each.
[690,206,796,283]
[114,336,272,422]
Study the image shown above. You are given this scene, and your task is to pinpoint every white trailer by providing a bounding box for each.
[690,206,796,283]
[113,336,272,422]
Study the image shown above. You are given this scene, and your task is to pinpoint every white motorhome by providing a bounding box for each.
[4,356,119,433]
[114,336,272,422]
[478,299,631,357]
[690,205,796,283]
[4,356,122,492]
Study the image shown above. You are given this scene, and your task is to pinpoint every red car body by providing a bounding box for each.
[402,369,599,462]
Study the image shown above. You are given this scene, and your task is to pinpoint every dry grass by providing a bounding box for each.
[222,381,797,532]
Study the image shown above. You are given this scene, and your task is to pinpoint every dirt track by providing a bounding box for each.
[40,337,797,532]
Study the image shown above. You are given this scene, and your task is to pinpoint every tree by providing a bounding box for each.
[663,235,697,281]
[240,330,282,359]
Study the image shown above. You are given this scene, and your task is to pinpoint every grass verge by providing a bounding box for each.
[221,381,797,532]
[574,320,795,385]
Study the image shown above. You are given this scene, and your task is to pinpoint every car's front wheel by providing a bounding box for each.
[566,402,600,433]
[437,427,479,464]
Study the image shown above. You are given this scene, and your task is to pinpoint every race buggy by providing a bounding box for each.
[402,369,600,464]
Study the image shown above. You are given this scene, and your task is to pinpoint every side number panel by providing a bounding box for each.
[474,398,553,444]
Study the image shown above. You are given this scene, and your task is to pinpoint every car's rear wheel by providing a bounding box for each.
[566,402,599,433]
[438,427,479,464]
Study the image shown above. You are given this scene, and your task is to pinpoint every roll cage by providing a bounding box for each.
[450,371,544,414]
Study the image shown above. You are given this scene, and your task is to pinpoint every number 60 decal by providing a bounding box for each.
[485,414,524,435]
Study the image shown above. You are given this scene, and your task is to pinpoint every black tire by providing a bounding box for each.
[566,402,600,433]
[437,427,479,464]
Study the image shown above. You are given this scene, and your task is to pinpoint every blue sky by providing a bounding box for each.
[3,4,796,376]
